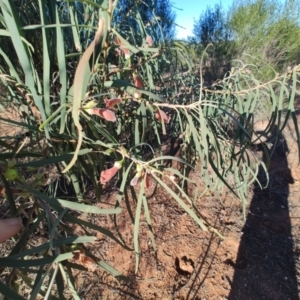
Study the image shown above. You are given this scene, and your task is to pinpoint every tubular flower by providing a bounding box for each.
[133,74,144,99]
[86,108,116,122]
[104,98,122,109]
[114,37,131,59]
[146,35,153,46]
[142,172,151,188]
[100,161,123,184]
[120,47,131,59]
[133,74,144,89]
[130,174,140,186]
[130,164,143,186]
[0,218,22,243]
[130,172,151,187]
[154,109,170,124]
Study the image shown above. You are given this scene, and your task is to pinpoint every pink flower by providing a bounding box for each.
[130,170,151,188]
[86,108,116,122]
[120,47,130,59]
[114,37,131,59]
[0,218,22,243]
[154,109,170,124]
[130,164,142,186]
[130,174,140,186]
[146,35,153,46]
[100,161,122,184]
[104,98,122,109]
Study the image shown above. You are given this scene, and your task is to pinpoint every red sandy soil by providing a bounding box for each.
[1,106,300,300]
[70,118,300,300]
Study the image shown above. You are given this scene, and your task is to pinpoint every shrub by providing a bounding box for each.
[0,0,299,298]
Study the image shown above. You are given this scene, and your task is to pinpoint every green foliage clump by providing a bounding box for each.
[190,4,236,83]
[0,0,299,298]
[191,0,300,81]
[229,0,300,79]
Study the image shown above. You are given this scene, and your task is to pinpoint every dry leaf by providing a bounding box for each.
[72,248,97,272]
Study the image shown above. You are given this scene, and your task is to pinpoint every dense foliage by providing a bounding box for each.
[192,0,300,81]
[191,4,234,83]
[0,0,299,298]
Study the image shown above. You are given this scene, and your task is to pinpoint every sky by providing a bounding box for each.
[172,0,233,39]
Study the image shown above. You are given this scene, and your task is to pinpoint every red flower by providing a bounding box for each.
[100,161,122,184]
[134,74,144,89]
[154,109,170,124]
[104,98,122,109]
[86,108,116,122]
[142,172,151,188]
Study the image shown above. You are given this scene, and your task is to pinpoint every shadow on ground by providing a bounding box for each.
[228,126,299,300]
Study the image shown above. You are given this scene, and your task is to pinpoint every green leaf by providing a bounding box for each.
[0,152,44,160]
[133,180,144,273]
[0,173,17,215]
[58,264,81,300]
[57,199,122,215]
[0,253,73,268]
[152,173,208,231]
[7,236,96,260]
[142,194,156,252]
[55,6,68,134]
[15,149,92,168]
[0,280,25,300]
[98,261,129,281]
[1,0,49,138]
